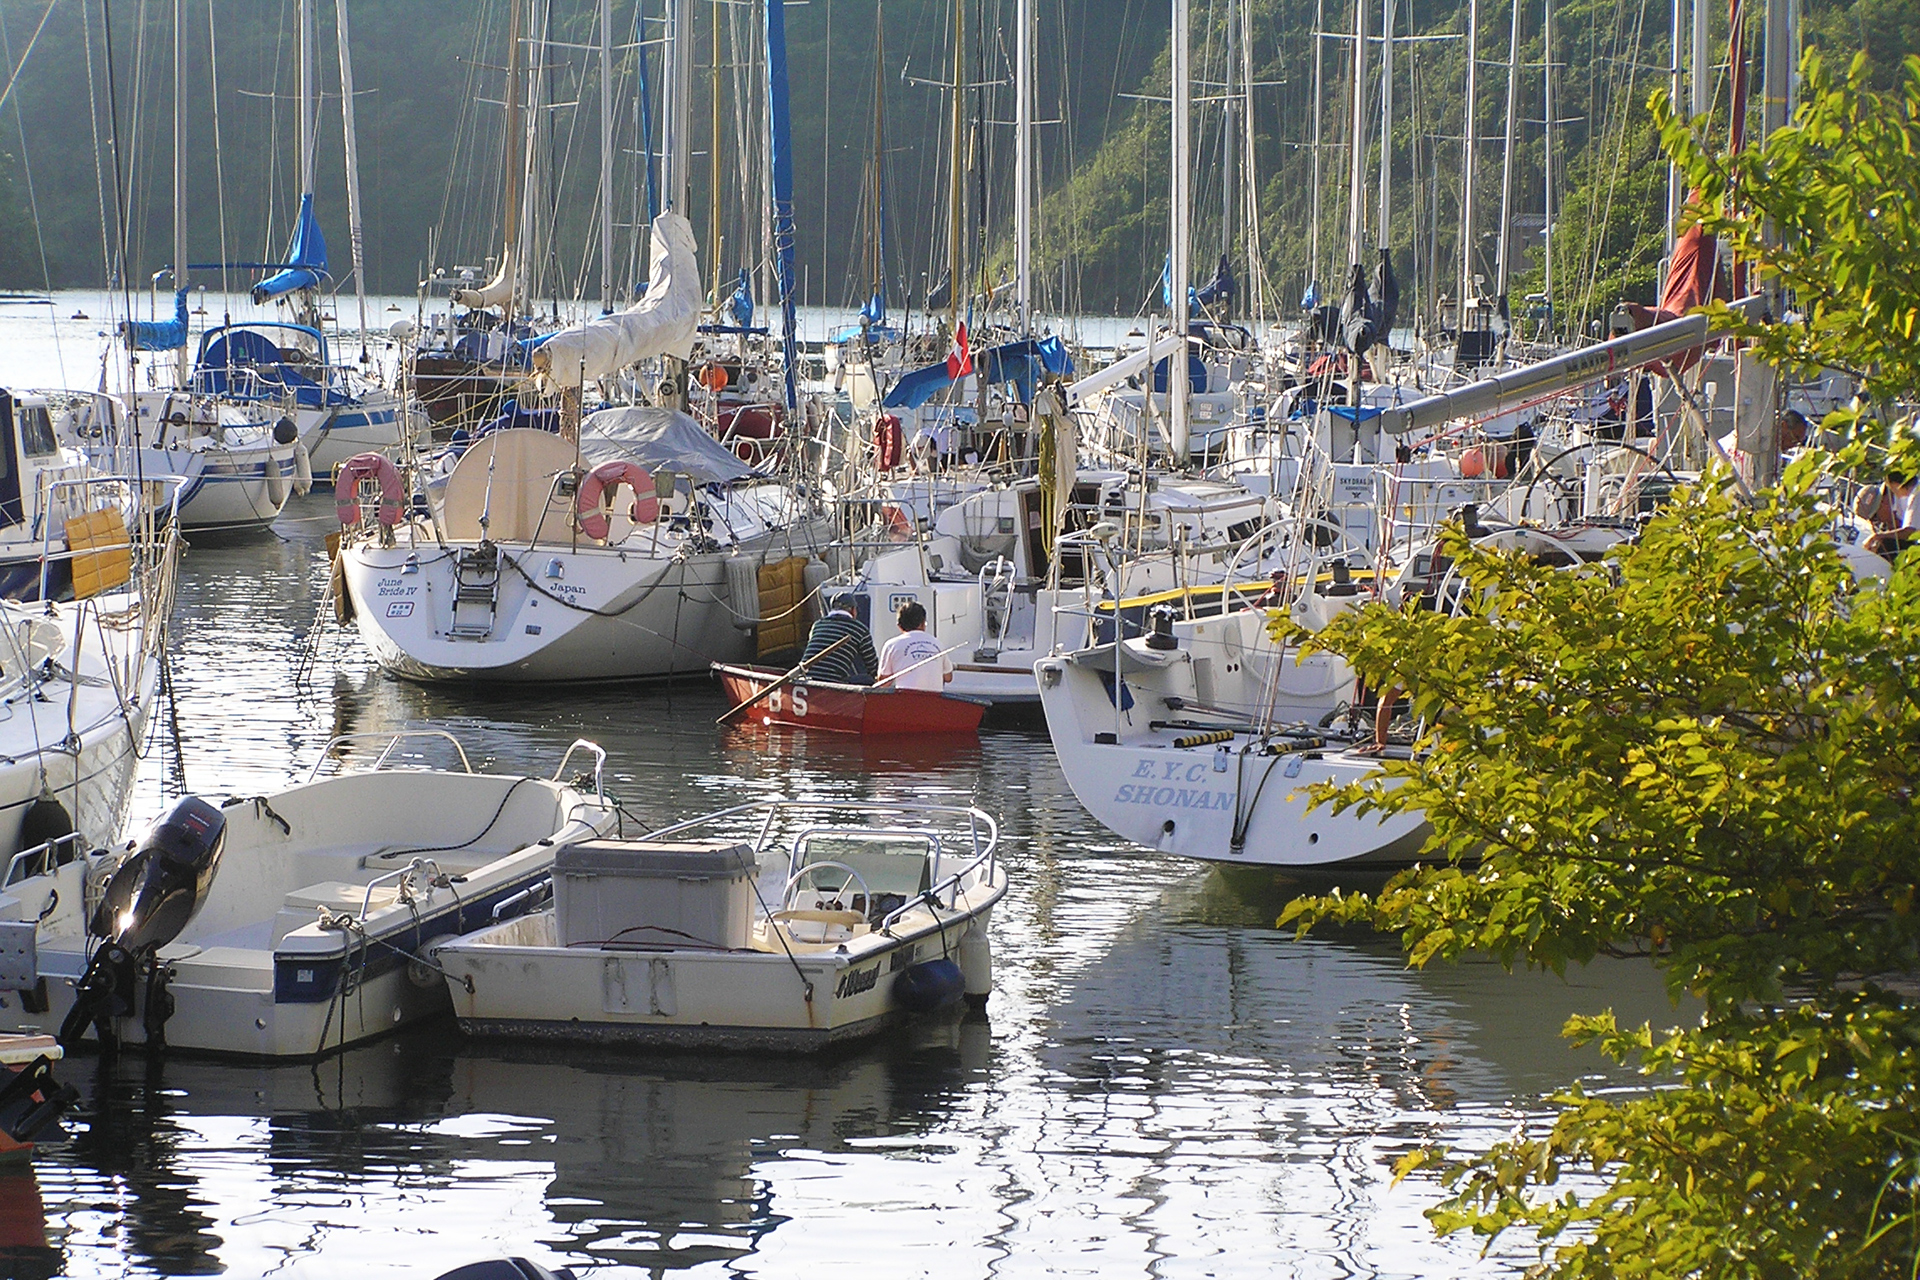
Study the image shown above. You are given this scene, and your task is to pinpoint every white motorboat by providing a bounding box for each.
[433,797,1007,1051]
[339,410,834,682]
[0,731,615,1058]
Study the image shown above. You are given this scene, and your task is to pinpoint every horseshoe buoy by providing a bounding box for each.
[335,452,404,528]
[576,459,660,541]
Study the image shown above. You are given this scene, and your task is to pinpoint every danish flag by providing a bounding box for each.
[946,321,973,379]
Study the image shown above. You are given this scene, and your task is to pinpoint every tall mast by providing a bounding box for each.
[1222,0,1237,263]
[1494,0,1521,300]
[1308,0,1325,298]
[337,0,370,352]
[708,2,723,302]
[1169,0,1191,464]
[947,0,965,331]
[1238,0,1264,328]
[1691,0,1707,118]
[1460,0,1478,308]
[173,0,188,386]
[1377,0,1393,248]
[600,0,614,311]
[665,0,694,217]
[1541,0,1555,335]
[299,0,316,198]
[1345,0,1368,271]
[1665,0,1681,257]
[1015,0,1032,334]
[869,10,888,314]
[501,0,525,297]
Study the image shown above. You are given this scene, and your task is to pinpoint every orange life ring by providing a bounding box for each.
[335,452,404,528]
[880,502,914,541]
[576,460,660,541]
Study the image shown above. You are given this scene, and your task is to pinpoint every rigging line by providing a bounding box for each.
[83,3,116,295]
[207,0,229,300]
[0,6,62,384]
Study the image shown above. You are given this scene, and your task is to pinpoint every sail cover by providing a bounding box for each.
[534,212,700,388]
[121,289,189,352]
[1623,214,1723,376]
[252,193,330,303]
[580,405,761,485]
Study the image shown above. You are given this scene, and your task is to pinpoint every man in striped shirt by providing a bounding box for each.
[800,593,878,685]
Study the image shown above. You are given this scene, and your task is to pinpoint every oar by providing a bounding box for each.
[716,633,859,724]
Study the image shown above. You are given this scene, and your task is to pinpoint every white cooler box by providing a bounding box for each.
[553,839,757,950]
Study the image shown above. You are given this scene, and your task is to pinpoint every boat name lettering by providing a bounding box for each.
[888,945,920,972]
[376,582,418,598]
[1113,784,1235,811]
[1132,759,1213,782]
[549,582,587,597]
[835,964,880,998]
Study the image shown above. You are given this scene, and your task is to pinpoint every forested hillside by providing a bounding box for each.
[0,0,1910,330]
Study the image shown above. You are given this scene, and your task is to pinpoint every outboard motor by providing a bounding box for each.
[58,796,227,1052]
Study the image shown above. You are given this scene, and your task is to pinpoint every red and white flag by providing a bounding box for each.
[946,321,972,379]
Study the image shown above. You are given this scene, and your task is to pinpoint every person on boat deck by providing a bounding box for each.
[1865,470,1920,559]
[877,602,953,692]
[801,593,878,685]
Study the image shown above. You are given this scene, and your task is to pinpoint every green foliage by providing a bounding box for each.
[1657,52,1920,410]
[1279,460,1920,1276]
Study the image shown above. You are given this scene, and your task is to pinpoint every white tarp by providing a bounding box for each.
[534,213,701,388]
[451,250,516,309]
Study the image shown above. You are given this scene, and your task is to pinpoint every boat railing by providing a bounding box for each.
[550,739,607,801]
[307,730,477,781]
[788,825,943,899]
[645,797,998,887]
[356,857,447,921]
[36,473,187,603]
[2,832,87,889]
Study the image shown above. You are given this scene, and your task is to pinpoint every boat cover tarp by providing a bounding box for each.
[195,326,343,407]
[580,405,761,486]
[881,336,1073,410]
[535,213,700,387]
[252,193,330,302]
[121,289,189,352]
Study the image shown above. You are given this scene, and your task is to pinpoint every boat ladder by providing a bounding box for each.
[448,544,501,638]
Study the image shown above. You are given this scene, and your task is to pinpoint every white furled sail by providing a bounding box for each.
[452,250,517,309]
[535,213,701,388]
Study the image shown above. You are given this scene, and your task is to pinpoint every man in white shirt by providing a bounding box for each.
[876,602,952,692]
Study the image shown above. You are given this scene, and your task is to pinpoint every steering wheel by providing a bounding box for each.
[781,859,873,914]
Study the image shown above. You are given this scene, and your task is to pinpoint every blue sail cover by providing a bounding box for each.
[252,192,330,303]
[765,0,800,412]
[728,269,754,328]
[122,289,189,351]
[880,337,1073,410]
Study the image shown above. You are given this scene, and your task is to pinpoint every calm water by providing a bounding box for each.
[0,303,1686,1280]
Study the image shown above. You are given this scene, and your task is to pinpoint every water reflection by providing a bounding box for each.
[10,492,1703,1279]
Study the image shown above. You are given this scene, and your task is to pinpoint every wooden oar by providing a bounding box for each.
[716,633,859,724]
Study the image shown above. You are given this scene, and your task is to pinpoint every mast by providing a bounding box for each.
[337,0,370,353]
[1345,0,1368,272]
[1015,0,1032,334]
[870,12,888,320]
[501,0,525,307]
[665,0,694,217]
[600,0,614,311]
[1377,0,1393,248]
[947,0,965,331]
[1238,0,1264,329]
[1222,0,1237,264]
[1665,0,1681,257]
[1494,0,1521,301]
[708,1,722,304]
[765,0,800,413]
[299,0,316,198]
[1541,0,1555,337]
[1460,0,1478,309]
[172,0,188,386]
[1308,0,1325,300]
[1691,0,1708,117]
[1169,0,1191,464]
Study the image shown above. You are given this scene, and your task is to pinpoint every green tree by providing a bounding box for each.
[1281,459,1920,1276]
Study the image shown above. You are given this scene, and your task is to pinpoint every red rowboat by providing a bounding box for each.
[713,663,987,735]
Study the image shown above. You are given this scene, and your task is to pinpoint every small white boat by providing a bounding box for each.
[433,797,1007,1051]
[0,731,615,1058]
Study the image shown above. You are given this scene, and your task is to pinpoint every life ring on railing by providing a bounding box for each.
[335,452,404,528]
[576,460,660,541]
[874,414,905,470]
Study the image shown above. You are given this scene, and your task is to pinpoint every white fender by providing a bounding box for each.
[291,440,314,496]
[264,453,288,506]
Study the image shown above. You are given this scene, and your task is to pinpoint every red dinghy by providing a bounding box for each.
[713,663,986,735]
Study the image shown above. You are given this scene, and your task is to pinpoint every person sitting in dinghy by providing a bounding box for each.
[801,593,878,685]
[877,602,953,692]
[1865,470,1920,560]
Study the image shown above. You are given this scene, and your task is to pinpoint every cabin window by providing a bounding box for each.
[17,408,56,457]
